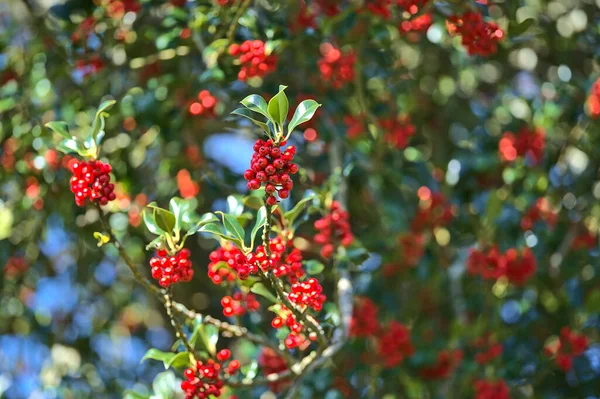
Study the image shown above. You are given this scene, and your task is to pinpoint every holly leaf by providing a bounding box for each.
[250,206,267,250]
[267,85,289,126]
[240,94,272,121]
[250,282,278,303]
[288,99,321,133]
[231,108,271,135]
[45,121,71,139]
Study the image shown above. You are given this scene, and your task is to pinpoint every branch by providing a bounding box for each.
[164,290,197,359]
[226,0,253,42]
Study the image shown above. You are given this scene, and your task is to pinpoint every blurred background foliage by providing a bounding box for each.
[0,0,600,398]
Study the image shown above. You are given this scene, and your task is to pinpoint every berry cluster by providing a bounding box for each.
[473,335,503,365]
[521,198,558,231]
[69,160,116,207]
[208,243,244,284]
[221,292,260,317]
[271,305,316,349]
[399,13,433,34]
[447,12,504,56]
[288,278,326,311]
[181,353,239,399]
[377,321,414,368]
[397,0,429,14]
[314,200,354,258]
[3,256,28,278]
[498,126,545,165]
[544,327,588,371]
[586,77,600,118]
[381,116,416,149]
[349,297,380,337]
[149,248,194,287]
[382,233,426,276]
[258,348,289,393]
[315,0,341,16]
[228,40,278,81]
[411,190,455,231]
[468,247,537,286]
[318,43,356,88]
[420,349,463,380]
[189,90,218,117]
[244,139,298,205]
[473,379,511,399]
[344,115,365,139]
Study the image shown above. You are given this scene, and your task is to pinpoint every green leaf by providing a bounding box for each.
[45,121,71,139]
[169,197,193,234]
[186,213,220,235]
[56,138,85,155]
[141,348,176,366]
[250,282,279,303]
[152,371,178,399]
[510,18,535,36]
[231,108,270,134]
[216,211,245,244]
[284,195,317,226]
[194,323,219,355]
[89,99,116,147]
[197,223,243,248]
[150,207,176,234]
[240,94,272,121]
[267,85,289,126]
[250,207,267,250]
[165,351,191,370]
[142,209,166,236]
[306,260,325,275]
[288,99,321,133]
[227,195,245,216]
[241,361,259,380]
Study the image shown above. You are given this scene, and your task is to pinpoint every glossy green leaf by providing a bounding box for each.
[288,99,321,133]
[56,138,85,155]
[250,282,278,303]
[250,206,267,250]
[267,85,288,126]
[510,18,535,36]
[284,195,317,226]
[186,213,219,235]
[141,348,176,366]
[153,208,176,234]
[169,197,193,233]
[123,390,150,399]
[193,323,219,355]
[231,108,270,134]
[152,371,178,399]
[240,94,271,121]
[89,99,116,147]
[165,351,191,370]
[216,211,245,244]
[306,260,325,275]
[143,209,166,236]
[45,121,71,139]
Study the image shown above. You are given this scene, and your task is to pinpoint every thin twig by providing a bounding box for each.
[164,289,197,359]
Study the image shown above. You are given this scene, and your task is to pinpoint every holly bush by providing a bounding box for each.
[1,0,600,398]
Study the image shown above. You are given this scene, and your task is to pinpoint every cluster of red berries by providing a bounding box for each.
[149,248,194,287]
[3,256,28,278]
[318,43,356,88]
[397,0,429,14]
[498,126,545,165]
[181,351,239,399]
[381,116,416,149]
[399,13,433,34]
[468,247,537,286]
[207,243,243,284]
[521,198,558,231]
[69,160,116,207]
[221,292,260,317]
[411,190,455,231]
[314,200,354,258]
[377,321,414,368]
[189,90,218,117]
[244,139,298,205]
[473,379,511,399]
[544,327,588,371]
[271,305,318,349]
[420,349,463,380]
[258,348,289,393]
[447,12,504,56]
[382,233,426,276]
[350,297,380,337]
[586,77,600,118]
[473,335,503,365]
[228,40,278,81]
[288,278,326,311]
